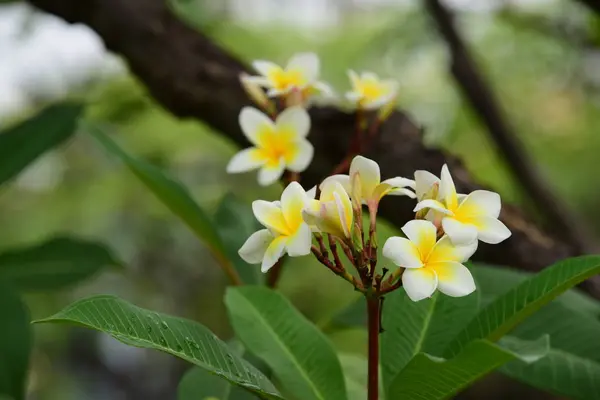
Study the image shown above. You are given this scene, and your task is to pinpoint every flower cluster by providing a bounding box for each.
[230,52,511,302]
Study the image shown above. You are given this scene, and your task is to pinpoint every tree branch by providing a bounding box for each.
[26,0,598,296]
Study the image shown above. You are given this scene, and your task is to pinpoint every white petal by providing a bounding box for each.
[241,74,270,88]
[320,175,351,194]
[226,148,265,173]
[276,106,311,138]
[239,107,274,146]
[312,81,335,97]
[252,60,280,78]
[349,156,380,199]
[286,52,320,83]
[257,159,285,186]
[285,223,312,256]
[306,186,317,199]
[267,88,286,97]
[333,191,353,237]
[474,216,511,244]
[402,268,438,302]
[401,220,437,258]
[458,190,502,219]
[441,218,478,246]
[414,170,440,200]
[345,91,362,104]
[439,164,458,210]
[281,181,308,227]
[413,199,454,215]
[432,262,476,297]
[238,229,274,264]
[261,236,287,273]
[382,177,416,189]
[287,140,313,172]
[382,237,423,269]
[428,235,478,264]
[362,92,395,110]
[387,187,417,198]
[252,200,289,235]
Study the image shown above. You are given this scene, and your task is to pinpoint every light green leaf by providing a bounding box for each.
[0,103,82,186]
[0,285,31,400]
[86,125,239,283]
[225,286,347,400]
[445,256,600,357]
[472,263,600,317]
[0,237,120,291]
[381,288,479,394]
[337,353,384,400]
[34,295,282,399]
[388,336,549,400]
[167,0,221,32]
[214,193,263,285]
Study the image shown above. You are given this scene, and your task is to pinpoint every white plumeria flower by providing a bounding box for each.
[322,156,415,209]
[302,179,353,239]
[383,220,477,302]
[413,164,512,245]
[226,106,314,186]
[250,52,332,99]
[346,70,398,110]
[238,182,315,272]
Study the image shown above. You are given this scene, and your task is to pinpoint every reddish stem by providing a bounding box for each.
[266,259,284,288]
[367,296,381,400]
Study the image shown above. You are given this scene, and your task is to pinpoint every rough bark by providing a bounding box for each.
[25,0,595,293]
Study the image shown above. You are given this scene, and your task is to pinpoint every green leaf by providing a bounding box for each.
[214,193,263,285]
[167,0,220,32]
[472,263,600,317]
[388,336,549,400]
[225,286,347,400]
[34,295,282,399]
[0,285,31,400]
[0,102,82,186]
[380,288,479,394]
[178,367,259,400]
[445,256,600,357]
[86,125,240,282]
[0,237,120,291]
[337,353,383,400]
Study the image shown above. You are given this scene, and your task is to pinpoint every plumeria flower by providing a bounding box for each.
[303,180,353,239]
[238,182,314,272]
[346,70,398,110]
[413,165,511,245]
[383,220,477,302]
[226,106,313,186]
[322,156,415,209]
[250,52,332,99]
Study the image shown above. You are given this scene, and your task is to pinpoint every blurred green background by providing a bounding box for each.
[1,0,600,398]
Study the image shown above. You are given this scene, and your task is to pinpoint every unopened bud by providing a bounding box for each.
[240,73,274,113]
[351,221,364,253]
[351,171,363,215]
[377,96,397,123]
[416,182,439,219]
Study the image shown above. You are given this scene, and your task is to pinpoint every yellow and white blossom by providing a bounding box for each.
[238,182,315,272]
[226,106,314,186]
[346,71,398,110]
[322,156,415,209]
[413,165,511,245]
[383,220,477,302]
[303,180,353,239]
[250,52,332,99]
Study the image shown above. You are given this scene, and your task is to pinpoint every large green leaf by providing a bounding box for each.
[472,264,600,317]
[380,288,479,394]
[214,193,263,285]
[0,103,82,186]
[34,295,282,399]
[388,336,549,400]
[0,237,120,291]
[445,256,600,357]
[87,125,240,282]
[225,287,347,400]
[178,366,258,400]
[0,285,31,400]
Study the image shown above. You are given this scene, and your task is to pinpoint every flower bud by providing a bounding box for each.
[240,73,274,113]
[415,182,439,219]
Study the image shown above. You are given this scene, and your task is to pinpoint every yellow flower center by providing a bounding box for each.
[357,80,388,102]
[270,68,306,91]
[254,125,299,167]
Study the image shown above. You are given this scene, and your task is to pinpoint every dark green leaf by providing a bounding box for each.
[0,285,31,400]
[214,193,263,285]
[0,237,120,291]
[34,295,282,399]
[0,103,82,186]
[178,366,230,400]
[445,256,600,357]
[381,288,479,395]
[388,336,549,400]
[225,287,347,400]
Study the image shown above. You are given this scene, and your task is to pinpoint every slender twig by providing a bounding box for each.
[336,238,356,265]
[266,259,284,288]
[423,0,594,252]
[328,234,344,271]
[311,245,364,291]
[366,296,381,400]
